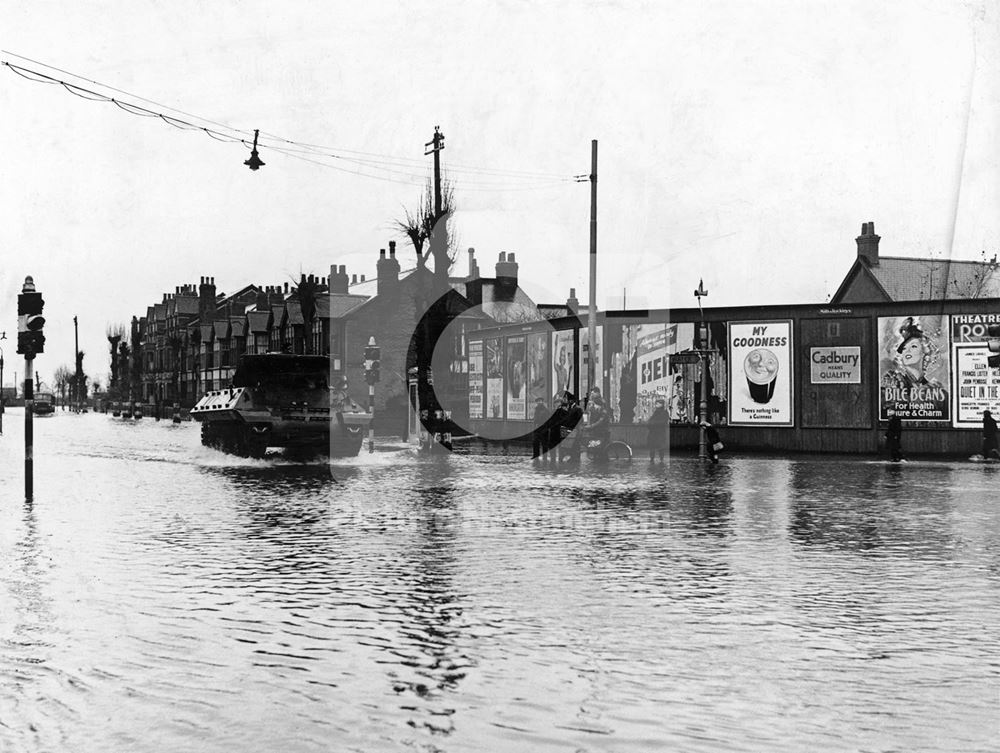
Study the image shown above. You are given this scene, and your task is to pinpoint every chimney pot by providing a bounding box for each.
[499,251,507,262]
[508,253,516,263]
[570,287,576,297]
[380,249,386,258]
[352,274,358,284]
[361,274,366,282]
[339,265,346,274]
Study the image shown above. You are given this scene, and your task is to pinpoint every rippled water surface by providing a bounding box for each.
[1,410,999,752]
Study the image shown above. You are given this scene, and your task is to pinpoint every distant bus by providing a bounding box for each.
[34,392,55,415]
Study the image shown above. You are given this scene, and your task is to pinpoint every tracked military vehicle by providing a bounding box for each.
[191,354,370,458]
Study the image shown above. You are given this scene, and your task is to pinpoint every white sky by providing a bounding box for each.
[2,0,997,387]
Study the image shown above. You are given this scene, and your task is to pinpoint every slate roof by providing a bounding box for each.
[247,310,271,333]
[834,255,1000,303]
[285,299,304,325]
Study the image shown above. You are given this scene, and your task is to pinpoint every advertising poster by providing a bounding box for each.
[579,326,604,399]
[951,315,1000,427]
[727,320,793,425]
[634,322,695,423]
[610,324,639,423]
[526,333,548,407]
[952,344,1000,426]
[506,336,527,420]
[486,338,504,419]
[877,315,950,421]
[468,340,484,419]
[810,346,861,384]
[551,330,575,399]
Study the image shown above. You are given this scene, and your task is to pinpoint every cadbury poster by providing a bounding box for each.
[727,320,793,426]
[877,315,950,421]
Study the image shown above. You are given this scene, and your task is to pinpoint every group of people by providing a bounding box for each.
[885,409,999,462]
[532,388,723,464]
[532,388,613,462]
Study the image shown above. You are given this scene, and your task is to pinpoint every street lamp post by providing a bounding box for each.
[694,279,709,459]
[0,338,5,436]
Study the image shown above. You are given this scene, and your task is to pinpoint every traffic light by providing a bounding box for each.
[363,337,381,385]
[17,276,45,358]
[988,324,1000,369]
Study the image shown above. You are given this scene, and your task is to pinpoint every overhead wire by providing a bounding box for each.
[2,53,578,187]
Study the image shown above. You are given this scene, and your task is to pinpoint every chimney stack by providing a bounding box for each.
[566,287,580,314]
[377,244,400,296]
[467,247,480,280]
[495,251,519,300]
[856,221,880,267]
[329,263,349,294]
[198,275,217,322]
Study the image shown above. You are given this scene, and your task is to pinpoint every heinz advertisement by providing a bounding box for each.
[877,315,950,421]
[727,320,793,426]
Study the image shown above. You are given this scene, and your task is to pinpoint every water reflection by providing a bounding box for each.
[787,461,962,557]
[3,415,1000,753]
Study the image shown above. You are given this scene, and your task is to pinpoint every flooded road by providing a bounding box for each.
[1,410,998,752]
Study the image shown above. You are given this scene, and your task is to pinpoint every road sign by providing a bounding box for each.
[668,352,702,365]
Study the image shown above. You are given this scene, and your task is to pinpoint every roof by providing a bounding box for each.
[477,280,545,323]
[833,255,1000,303]
[247,310,271,333]
[285,299,304,325]
[327,294,369,318]
[346,266,418,298]
[174,296,200,315]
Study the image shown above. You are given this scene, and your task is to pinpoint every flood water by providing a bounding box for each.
[1,409,998,752]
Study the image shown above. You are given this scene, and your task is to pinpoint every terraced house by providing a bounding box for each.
[125,246,554,436]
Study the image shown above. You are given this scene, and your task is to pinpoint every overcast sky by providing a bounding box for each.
[2,0,997,388]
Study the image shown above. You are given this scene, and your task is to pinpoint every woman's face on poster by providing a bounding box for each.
[900,337,924,370]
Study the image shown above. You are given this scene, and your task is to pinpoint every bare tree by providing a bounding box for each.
[950,250,1000,299]
[53,365,72,408]
[106,323,127,388]
[395,176,457,279]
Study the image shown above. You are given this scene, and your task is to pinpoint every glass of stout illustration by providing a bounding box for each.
[744,348,779,403]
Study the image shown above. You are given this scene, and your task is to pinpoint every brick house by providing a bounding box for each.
[832,221,1000,303]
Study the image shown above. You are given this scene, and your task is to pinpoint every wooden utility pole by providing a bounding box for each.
[588,139,598,398]
[73,315,80,412]
[424,126,447,282]
[425,126,444,218]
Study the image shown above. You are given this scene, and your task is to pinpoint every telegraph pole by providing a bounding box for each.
[425,126,445,218]
[73,315,80,412]
[588,140,598,398]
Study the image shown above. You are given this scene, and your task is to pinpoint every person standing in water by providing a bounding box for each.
[885,415,904,462]
[982,410,999,460]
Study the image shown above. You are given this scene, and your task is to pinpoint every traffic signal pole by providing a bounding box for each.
[24,361,33,499]
[17,276,45,500]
